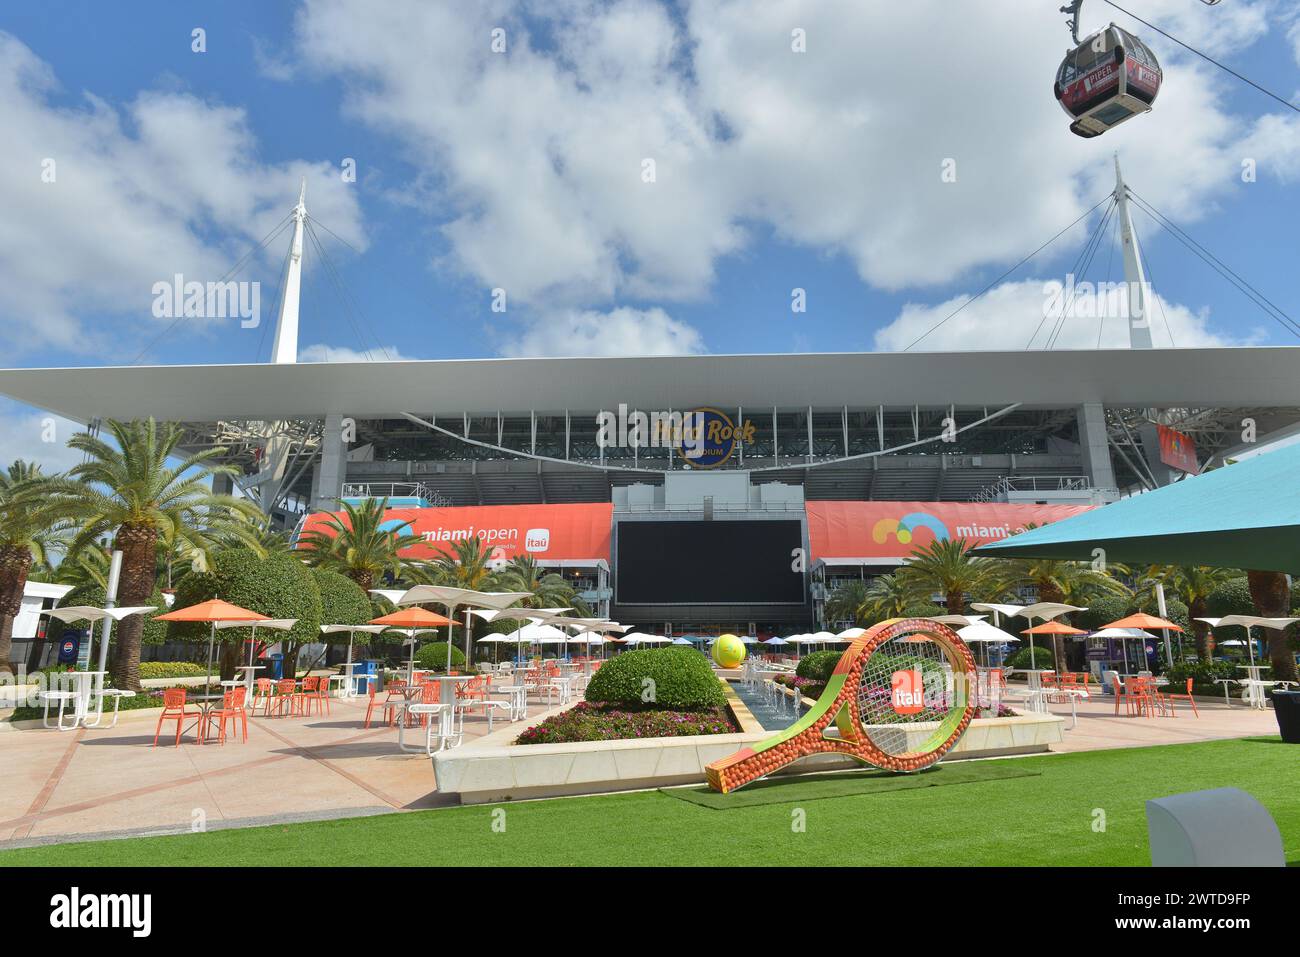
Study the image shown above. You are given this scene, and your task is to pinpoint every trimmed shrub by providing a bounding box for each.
[1165,659,1237,695]
[50,583,170,646]
[1006,644,1060,670]
[585,647,726,710]
[414,642,466,671]
[796,650,845,683]
[312,568,371,629]
[168,548,322,648]
[1137,595,1189,632]
[1207,578,1254,643]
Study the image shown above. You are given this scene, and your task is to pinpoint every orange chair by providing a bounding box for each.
[153,688,202,747]
[1163,677,1199,717]
[312,674,332,715]
[207,687,248,744]
[271,678,298,717]
[364,679,406,729]
[250,677,275,716]
[415,680,441,727]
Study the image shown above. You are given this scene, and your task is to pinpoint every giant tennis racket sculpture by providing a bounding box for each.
[707,618,977,793]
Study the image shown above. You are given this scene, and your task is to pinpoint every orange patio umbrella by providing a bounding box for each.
[1100,612,1184,632]
[156,599,269,687]
[1021,620,1087,671]
[369,607,457,678]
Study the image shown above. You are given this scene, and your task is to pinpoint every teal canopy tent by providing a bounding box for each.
[973,442,1300,573]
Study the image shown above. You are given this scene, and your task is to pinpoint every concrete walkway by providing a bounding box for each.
[0,690,567,848]
[0,685,1281,849]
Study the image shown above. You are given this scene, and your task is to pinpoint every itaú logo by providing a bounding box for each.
[871,512,949,546]
[524,528,550,552]
[890,669,925,715]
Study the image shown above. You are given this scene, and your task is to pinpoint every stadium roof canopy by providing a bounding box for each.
[2,346,1298,423]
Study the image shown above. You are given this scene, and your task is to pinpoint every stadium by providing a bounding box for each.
[3,176,1298,637]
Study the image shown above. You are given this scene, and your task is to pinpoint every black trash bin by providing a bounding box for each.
[1270,689,1300,743]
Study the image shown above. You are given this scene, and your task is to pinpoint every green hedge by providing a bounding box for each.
[312,568,372,631]
[414,642,466,671]
[796,650,844,683]
[585,647,725,710]
[1006,644,1059,670]
[168,547,322,647]
[138,662,207,680]
[1165,660,1237,695]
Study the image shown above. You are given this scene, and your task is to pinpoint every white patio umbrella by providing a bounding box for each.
[1090,627,1158,674]
[955,621,1020,667]
[974,601,1085,671]
[42,605,157,695]
[394,585,533,671]
[836,627,867,639]
[318,622,387,690]
[1198,615,1300,669]
[385,627,441,679]
[671,637,694,645]
[763,636,790,646]
[217,617,298,689]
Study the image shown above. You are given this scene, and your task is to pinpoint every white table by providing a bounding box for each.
[491,684,529,720]
[396,700,457,754]
[236,665,264,696]
[55,671,110,730]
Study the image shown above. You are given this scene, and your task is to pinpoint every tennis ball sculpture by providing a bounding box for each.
[712,633,747,669]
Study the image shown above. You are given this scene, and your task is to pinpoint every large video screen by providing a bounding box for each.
[616,520,806,605]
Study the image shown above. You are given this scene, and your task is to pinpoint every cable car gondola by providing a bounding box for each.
[1054,8,1162,138]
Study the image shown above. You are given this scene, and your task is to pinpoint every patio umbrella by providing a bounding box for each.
[369,606,456,679]
[671,637,694,645]
[218,618,298,689]
[318,623,387,687]
[836,627,867,639]
[1090,627,1159,673]
[763,636,790,646]
[394,586,533,672]
[955,620,1019,667]
[43,604,157,665]
[1197,614,1300,670]
[974,441,1300,574]
[155,599,268,689]
[1021,620,1087,671]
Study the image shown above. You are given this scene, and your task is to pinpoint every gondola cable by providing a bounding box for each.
[1099,0,1300,113]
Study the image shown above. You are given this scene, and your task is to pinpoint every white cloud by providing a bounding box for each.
[291,0,1290,311]
[499,306,706,357]
[872,278,1252,352]
[298,342,418,362]
[0,32,365,357]
[0,400,85,474]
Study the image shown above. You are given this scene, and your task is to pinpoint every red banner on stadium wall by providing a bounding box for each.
[299,502,613,562]
[1157,424,1199,475]
[805,501,1092,561]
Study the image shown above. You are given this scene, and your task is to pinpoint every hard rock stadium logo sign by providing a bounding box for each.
[595,404,756,469]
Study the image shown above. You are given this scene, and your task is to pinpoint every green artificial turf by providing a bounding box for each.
[662,761,1039,809]
[3,738,1297,867]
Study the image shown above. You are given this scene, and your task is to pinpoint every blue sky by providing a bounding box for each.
[1,0,1298,467]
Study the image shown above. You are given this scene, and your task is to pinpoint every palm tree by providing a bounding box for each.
[51,419,263,691]
[856,573,911,623]
[824,579,868,627]
[1149,565,1238,660]
[897,538,999,615]
[994,556,1131,670]
[499,554,575,610]
[0,461,64,674]
[1246,570,1298,682]
[427,537,503,661]
[297,498,410,591]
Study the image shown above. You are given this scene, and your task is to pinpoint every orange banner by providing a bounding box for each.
[1157,424,1199,475]
[806,501,1091,561]
[299,502,613,563]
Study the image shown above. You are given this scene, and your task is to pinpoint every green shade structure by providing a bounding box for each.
[974,443,1300,573]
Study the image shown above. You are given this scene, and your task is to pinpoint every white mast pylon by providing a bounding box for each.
[270,178,307,364]
[1113,156,1153,350]
[259,179,307,516]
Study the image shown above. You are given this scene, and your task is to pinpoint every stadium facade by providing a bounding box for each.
[4,185,1298,636]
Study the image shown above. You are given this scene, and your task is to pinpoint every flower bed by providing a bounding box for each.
[515,701,738,745]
